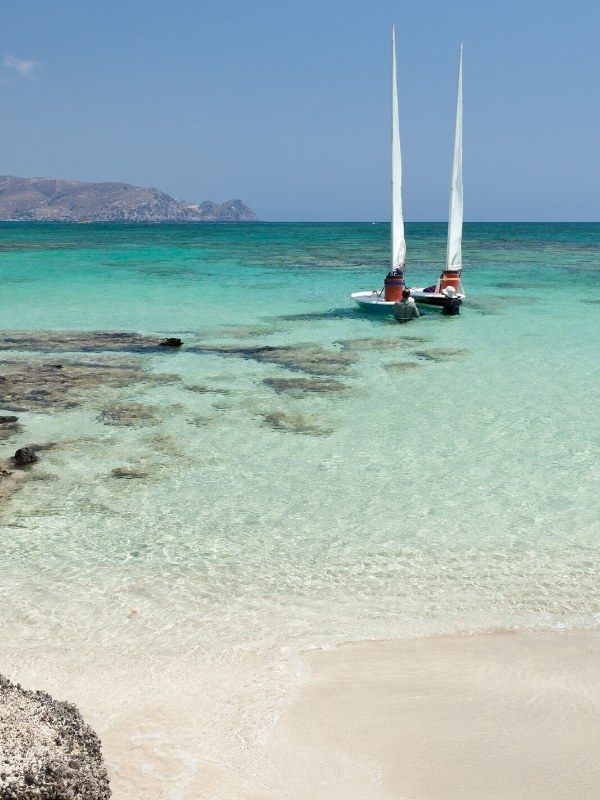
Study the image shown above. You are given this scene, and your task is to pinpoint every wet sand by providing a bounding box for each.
[268,630,600,800]
[5,631,600,799]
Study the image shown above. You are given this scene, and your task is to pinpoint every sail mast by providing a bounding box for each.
[445,43,463,271]
[391,25,405,271]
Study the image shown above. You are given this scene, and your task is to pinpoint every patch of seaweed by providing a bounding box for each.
[412,348,469,362]
[183,384,232,395]
[111,466,150,479]
[201,325,280,338]
[335,336,430,351]
[465,296,541,315]
[493,281,540,290]
[273,308,359,322]
[383,361,421,372]
[259,411,334,436]
[99,403,161,427]
[144,433,185,457]
[263,377,350,397]
[188,343,356,376]
[186,414,214,428]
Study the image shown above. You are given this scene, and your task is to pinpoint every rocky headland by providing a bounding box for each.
[0,176,257,222]
[0,673,111,800]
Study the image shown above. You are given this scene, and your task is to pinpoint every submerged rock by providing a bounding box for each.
[0,359,179,412]
[0,331,183,354]
[188,342,356,376]
[12,446,38,465]
[0,673,111,799]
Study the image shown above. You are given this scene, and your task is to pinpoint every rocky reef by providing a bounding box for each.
[0,331,184,499]
[0,673,111,799]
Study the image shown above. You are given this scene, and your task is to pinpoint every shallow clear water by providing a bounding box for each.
[1,222,599,784]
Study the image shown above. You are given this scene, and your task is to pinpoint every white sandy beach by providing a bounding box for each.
[269,630,600,800]
[6,630,600,799]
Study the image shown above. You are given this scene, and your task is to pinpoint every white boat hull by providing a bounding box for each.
[351,289,464,312]
[350,291,396,312]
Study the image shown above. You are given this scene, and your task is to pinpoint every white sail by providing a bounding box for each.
[445,44,463,272]
[391,25,406,270]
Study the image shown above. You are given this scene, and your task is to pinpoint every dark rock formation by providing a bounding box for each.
[0,359,179,412]
[159,337,183,347]
[12,446,38,465]
[0,331,185,413]
[0,673,111,799]
[0,176,258,222]
[0,331,183,354]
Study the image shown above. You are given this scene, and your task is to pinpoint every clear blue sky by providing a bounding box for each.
[2,0,599,221]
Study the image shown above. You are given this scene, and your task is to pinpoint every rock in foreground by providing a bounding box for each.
[0,673,111,799]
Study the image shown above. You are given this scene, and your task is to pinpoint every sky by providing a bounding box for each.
[2,0,599,221]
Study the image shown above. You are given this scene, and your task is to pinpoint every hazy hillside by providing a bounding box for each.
[0,177,258,222]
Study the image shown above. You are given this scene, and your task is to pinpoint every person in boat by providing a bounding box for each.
[424,272,444,293]
[393,288,420,323]
[441,286,462,315]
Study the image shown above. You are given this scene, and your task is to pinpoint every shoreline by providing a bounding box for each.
[267,629,600,800]
[5,629,600,799]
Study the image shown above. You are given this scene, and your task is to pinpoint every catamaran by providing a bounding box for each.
[351,39,465,312]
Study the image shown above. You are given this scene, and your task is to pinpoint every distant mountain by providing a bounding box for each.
[0,176,258,222]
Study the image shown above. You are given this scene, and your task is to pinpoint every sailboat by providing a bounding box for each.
[350,25,406,312]
[351,40,465,312]
[410,44,465,305]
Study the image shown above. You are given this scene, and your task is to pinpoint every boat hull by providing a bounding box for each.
[408,289,465,306]
[350,291,396,312]
[351,289,464,312]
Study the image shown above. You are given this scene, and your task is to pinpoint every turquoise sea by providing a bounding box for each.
[1,221,599,790]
